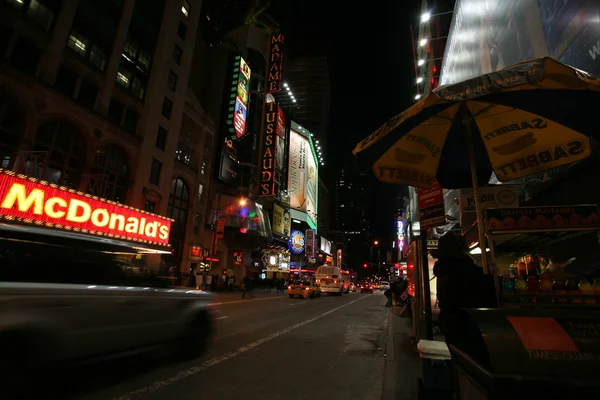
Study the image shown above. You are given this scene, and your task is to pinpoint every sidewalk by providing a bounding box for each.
[383,308,422,400]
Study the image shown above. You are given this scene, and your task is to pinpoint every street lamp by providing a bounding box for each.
[421,10,453,23]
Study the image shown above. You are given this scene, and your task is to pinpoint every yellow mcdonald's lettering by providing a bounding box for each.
[0,183,44,214]
[44,197,67,218]
[66,199,91,223]
[91,208,110,227]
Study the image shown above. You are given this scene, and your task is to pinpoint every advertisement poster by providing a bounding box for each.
[288,230,305,255]
[276,105,286,138]
[276,136,285,172]
[288,129,318,226]
[233,98,247,137]
[539,0,600,77]
[227,55,251,139]
[418,181,445,230]
[441,0,549,85]
[272,203,291,237]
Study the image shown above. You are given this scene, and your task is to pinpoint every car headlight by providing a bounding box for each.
[305,287,311,291]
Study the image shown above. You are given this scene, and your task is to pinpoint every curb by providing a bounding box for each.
[382,309,396,400]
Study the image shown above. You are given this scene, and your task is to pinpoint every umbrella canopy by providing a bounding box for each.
[353,57,600,189]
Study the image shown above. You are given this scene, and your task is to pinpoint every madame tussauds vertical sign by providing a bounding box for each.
[266,33,284,94]
[260,101,278,196]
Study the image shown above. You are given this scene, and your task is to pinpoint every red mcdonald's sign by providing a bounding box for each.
[0,169,172,246]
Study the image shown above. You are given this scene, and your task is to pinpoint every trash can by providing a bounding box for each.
[449,308,600,400]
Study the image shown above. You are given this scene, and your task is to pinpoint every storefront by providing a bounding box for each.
[0,169,173,264]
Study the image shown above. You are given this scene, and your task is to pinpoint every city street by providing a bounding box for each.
[72,291,389,400]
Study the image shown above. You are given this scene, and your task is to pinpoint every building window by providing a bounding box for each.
[177,21,187,40]
[167,70,177,91]
[92,144,130,203]
[144,200,156,213]
[193,213,200,234]
[33,118,86,189]
[197,183,204,202]
[181,0,190,18]
[176,144,194,166]
[149,159,162,185]
[156,126,167,150]
[0,88,25,170]
[116,66,131,87]
[162,97,173,119]
[167,178,190,245]
[130,78,145,99]
[89,45,107,71]
[67,31,88,57]
[27,0,55,31]
[173,44,182,65]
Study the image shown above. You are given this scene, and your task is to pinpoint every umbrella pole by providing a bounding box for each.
[465,121,491,275]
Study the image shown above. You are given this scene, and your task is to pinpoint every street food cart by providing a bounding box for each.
[484,205,600,307]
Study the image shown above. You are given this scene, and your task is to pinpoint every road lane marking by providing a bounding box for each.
[214,316,228,320]
[114,295,369,399]
[208,296,283,306]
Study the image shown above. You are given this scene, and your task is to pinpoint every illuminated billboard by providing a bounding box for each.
[440,0,549,85]
[0,169,172,246]
[441,0,600,85]
[288,123,318,227]
[226,56,251,139]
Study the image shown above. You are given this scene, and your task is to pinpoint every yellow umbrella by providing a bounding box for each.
[353,57,600,271]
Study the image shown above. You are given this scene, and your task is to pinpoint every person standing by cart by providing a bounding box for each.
[433,232,496,345]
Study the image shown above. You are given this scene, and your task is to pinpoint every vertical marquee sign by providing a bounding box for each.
[226,56,251,139]
[266,33,284,94]
[260,101,278,196]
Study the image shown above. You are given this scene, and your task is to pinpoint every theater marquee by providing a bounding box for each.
[0,169,173,246]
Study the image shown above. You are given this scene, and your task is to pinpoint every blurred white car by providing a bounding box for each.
[0,236,215,394]
[381,281,390,290]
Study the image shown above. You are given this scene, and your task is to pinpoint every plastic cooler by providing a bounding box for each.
[417,339,456,393]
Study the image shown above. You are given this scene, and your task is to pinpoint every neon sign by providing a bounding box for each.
[266,33,284,94]
[0,169,172,246]
[259,101,278,196]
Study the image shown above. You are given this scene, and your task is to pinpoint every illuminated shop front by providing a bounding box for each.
[207,195,271,281]
[0,169,173,262]
[260,244,291,278]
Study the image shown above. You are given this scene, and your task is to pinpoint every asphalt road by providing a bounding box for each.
[72,290,389,400]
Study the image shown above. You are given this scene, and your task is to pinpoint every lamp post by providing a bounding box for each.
[369,240,379,270]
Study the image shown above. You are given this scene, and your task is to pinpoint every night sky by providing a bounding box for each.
[274,0,420,243]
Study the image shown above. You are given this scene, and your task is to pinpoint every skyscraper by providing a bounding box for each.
[285,56,331,151]
[334,164,372,266]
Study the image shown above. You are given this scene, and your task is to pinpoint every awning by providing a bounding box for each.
[493,231,594,254]
[0,223,170,254]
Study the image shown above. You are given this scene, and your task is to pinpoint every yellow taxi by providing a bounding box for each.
[288,280,321,299]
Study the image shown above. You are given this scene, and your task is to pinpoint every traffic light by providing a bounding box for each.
[363,263,368,268]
